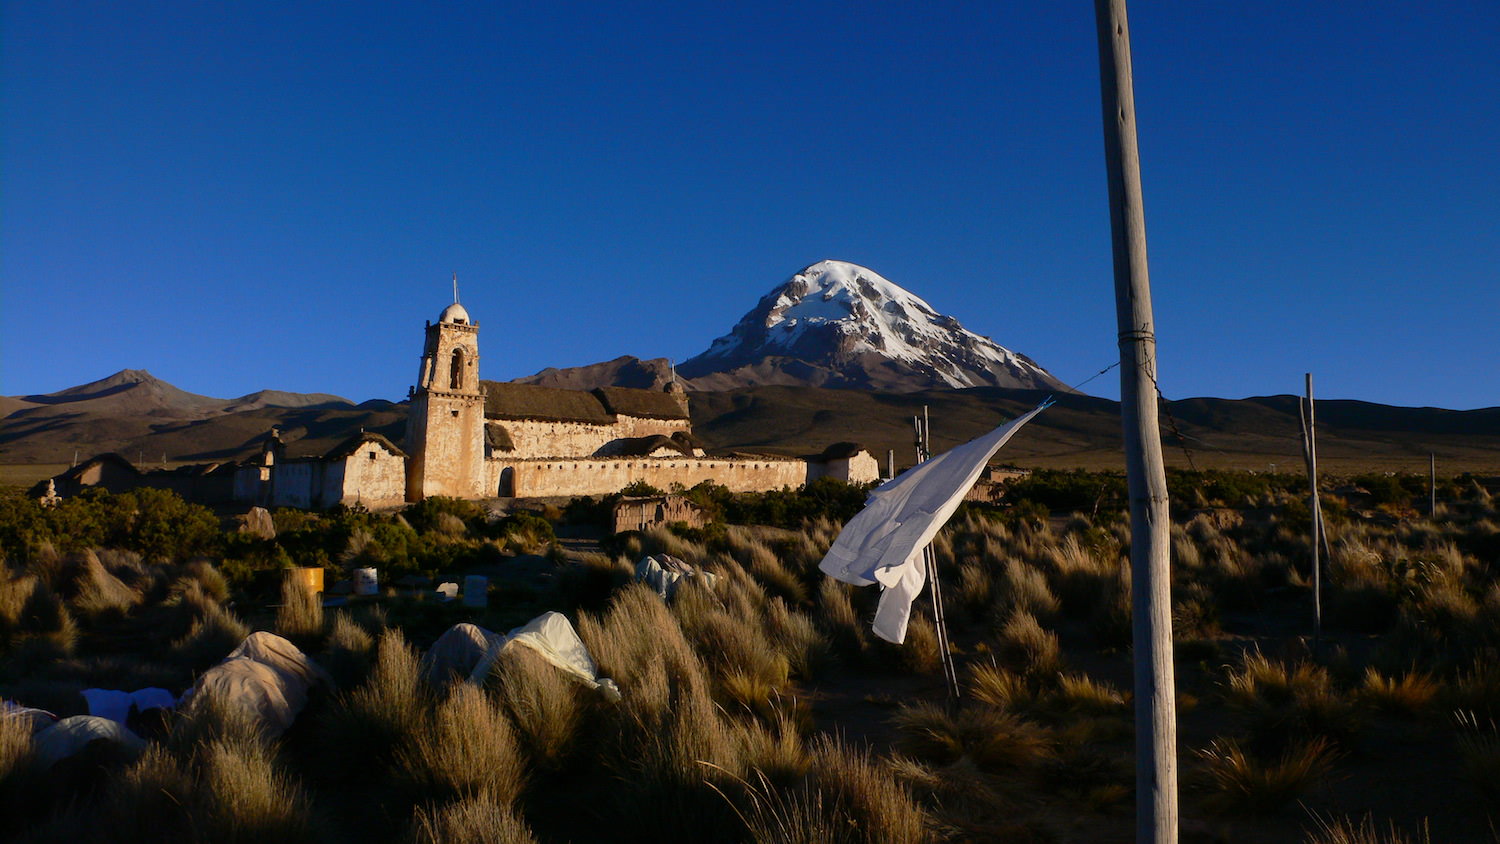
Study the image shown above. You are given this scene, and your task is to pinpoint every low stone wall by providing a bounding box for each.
[490,456,812,498]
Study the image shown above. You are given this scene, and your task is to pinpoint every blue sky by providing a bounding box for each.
[3,2,1496,409]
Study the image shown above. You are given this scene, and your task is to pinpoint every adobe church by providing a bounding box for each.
[228,298,878,509]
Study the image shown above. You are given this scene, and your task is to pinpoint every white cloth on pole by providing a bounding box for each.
[820,404,1047,643]
[871,552,927,644]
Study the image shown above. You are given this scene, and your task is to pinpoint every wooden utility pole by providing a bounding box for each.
[1093,2,1177,840]
[1298,374,1323,652]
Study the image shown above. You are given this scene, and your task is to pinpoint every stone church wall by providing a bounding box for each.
[490,456,813,498]
[497,415,691,459]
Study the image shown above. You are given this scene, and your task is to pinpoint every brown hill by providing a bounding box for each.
[513,356,676,391]
[5,372,1499,475]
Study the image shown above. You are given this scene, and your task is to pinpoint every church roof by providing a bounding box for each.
[324,431,407,460]
[480,381,613,423]
[593,386,690,420]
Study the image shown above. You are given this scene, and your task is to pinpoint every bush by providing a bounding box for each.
[1196,735,1340,814]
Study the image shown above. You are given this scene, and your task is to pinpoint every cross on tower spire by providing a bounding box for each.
[452,272,459,304]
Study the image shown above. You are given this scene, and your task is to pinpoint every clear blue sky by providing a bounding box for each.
[4,2,1496,409]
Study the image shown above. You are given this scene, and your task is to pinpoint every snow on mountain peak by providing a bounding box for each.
[681,260,1066,392]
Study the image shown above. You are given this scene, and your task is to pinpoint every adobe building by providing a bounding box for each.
[402,297,879,499]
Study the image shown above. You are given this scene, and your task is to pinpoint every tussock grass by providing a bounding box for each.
[101,746,196,842]
[1196,735,1340,814]
[1358,668,1439,717]
[1224,651,1357,751]
[995,610,1063,679]
[1046,673,1129,717]
[323,629,428,780]
[1304,813,1432,844]
[1454,710,1500,804]
[967,662,1032,711]
[486,644,587,773]
[892,702,1052,774]
[1,705,36,786]
[66,550,141,620]
[407,796,538,844]
[200,736,317,843]
[276,573,325,646]
[170,595,249,670]
[764,597,832,679]
[723,736,930,844]
[322,609,375,687]
[399,682,526,805]
[816,577,868,657]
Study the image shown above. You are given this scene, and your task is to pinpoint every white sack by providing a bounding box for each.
[2,701,57,733]
[226,631,333,690]
[422,622,503,687]
[820,405,1047,643]
[469,611,621,701]
[34,715,145,767]
[188,657,300,737]
[634,554,716,599]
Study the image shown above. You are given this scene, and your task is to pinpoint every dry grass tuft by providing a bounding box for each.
[1196,735,1339,814]
[275,573,324,646]
[406,796,539,844]
[1047,673,1130,717]
[399,682,527,805]
[892,702,1052,774]
[764,597,832,679]
[1454,710,1500,804]
[967,661,1032,711]
[723,736,930,844]
[67,550,141,620]
[200,736,316,843]
[485,644,588,773]
[1224,650,1356,750]
[1358,668,1439,717]
[816,577,868,657]
[1304,812,1432,844]
[322,609,375,687]
[323,628,429,780]
[995,610,1063,679]
[170,596,249,670]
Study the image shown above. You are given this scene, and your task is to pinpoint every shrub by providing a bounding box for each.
[967,662,1032,711]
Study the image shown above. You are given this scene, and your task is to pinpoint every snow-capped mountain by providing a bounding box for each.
[677,260,1067,393]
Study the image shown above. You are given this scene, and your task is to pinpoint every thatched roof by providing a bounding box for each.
[480,381,612,423]
[598,435,694,458]
[485,423,514,453]
[324,431,407,460]
[593,387,689,420]
[819,441,868,460]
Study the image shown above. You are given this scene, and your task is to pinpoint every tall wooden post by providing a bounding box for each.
[1093,2,1177,840]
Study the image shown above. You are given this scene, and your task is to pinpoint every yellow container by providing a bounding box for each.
[287,566,325,596]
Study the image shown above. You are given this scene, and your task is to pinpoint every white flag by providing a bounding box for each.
[819,403,1048,643]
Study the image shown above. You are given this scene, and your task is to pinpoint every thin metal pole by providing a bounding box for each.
[1430,453,1437,517]
[1093,1,1177,840]
[1298,378,1322,653]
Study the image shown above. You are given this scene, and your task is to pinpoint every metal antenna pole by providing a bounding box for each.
[1094,1,1177,839]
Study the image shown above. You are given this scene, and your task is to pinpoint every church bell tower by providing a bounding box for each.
[406,284,486,501]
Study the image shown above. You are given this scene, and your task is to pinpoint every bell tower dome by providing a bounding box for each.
[406,278,486,501]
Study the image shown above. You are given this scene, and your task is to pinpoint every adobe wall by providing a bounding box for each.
[814,452,881,485]
[497,415,691,459]
[492,456,812,498]
[408,390,487,500]
[333,450,406,508]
